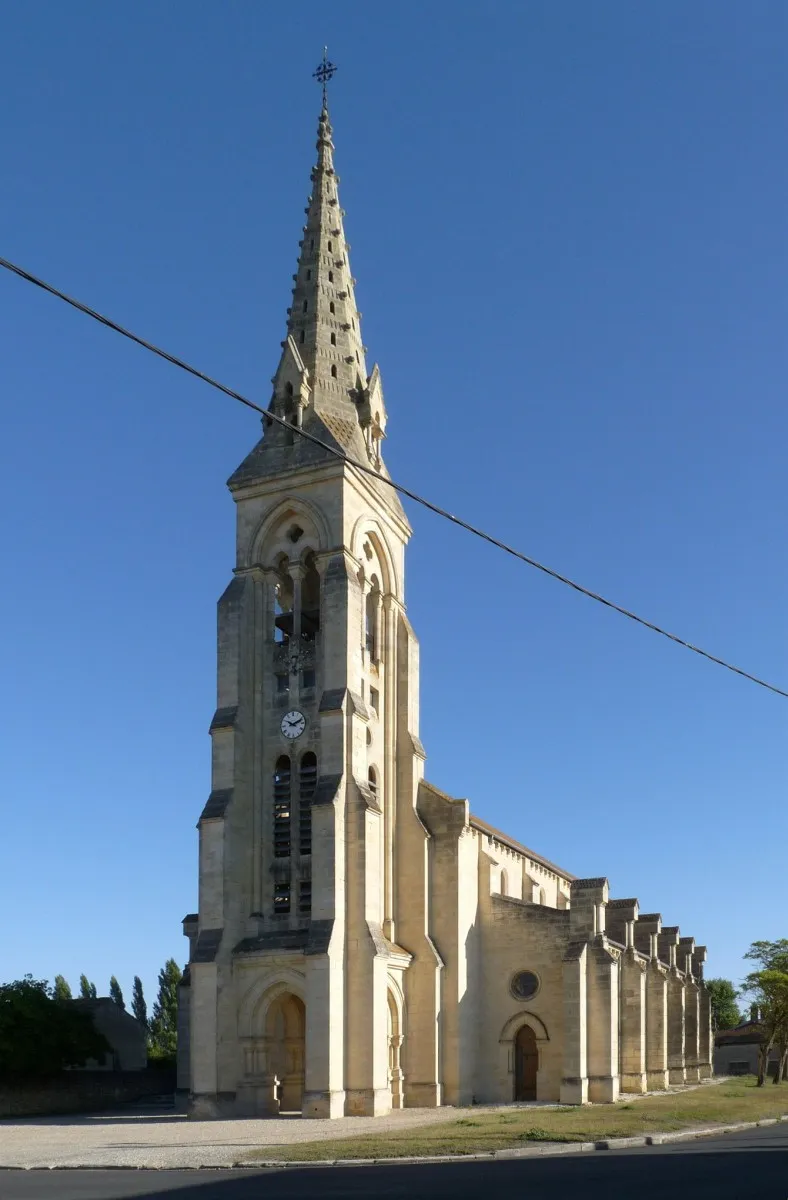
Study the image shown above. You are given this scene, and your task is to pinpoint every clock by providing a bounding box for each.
[280,709,306,740]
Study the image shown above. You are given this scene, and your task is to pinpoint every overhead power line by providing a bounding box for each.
[1,252,785,700]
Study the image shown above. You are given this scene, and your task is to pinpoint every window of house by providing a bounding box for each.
[330,301,335,313]
[273,756,291,859]
[300,329,305,344]
[302,300,308,313]
[299,879,312,914]
[369,687,379,715]
[331,365,337,377]
[302,668,316,691]
[276,673,289,696]
[368,766,378,800]
[330,332,336,345]
[328,270,334,282]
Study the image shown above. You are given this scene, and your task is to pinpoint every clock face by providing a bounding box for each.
[280,709,306,740]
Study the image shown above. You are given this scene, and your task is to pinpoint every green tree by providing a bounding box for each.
[52,975,72,1002]
[149,959,182,1059]
[79,975,97,1000]
[743,940,788,1086]
[705,978,741,1030]
[0,977,109,1076]
[131,976,148,1032]
[109,976,125,1010]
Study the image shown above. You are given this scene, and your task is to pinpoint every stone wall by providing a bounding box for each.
[0,1069,176,1118]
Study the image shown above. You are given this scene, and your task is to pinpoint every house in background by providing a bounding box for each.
[71,998,147,1071]
[714,1006,780,1078]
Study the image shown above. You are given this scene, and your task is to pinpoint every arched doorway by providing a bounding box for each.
[265,992,305,1112]
[387,989,404,1109]
[514,1024,538,1101]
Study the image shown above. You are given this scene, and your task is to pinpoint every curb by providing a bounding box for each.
[4,1113,786,1172]
[237,1113,788,1168]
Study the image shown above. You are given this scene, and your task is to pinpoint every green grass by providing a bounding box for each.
[244,1077,788,1162]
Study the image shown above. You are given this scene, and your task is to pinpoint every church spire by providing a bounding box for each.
[230,57,397,493]
[284,99,369,405]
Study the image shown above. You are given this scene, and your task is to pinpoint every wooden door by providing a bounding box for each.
[514,1024,538,1101]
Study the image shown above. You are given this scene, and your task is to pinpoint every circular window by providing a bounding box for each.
[510,970,540,1001]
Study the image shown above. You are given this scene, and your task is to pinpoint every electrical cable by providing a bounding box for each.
[1,252,785,700]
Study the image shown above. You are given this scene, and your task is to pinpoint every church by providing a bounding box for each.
[178,94,713,1119]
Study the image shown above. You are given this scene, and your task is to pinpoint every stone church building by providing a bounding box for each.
[178,100,713,1118]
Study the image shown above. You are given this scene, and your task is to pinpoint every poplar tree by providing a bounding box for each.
[131,976,148,1032]
[149,959,182,1058]
[53,975,72,1002]
[109,976,125,1010]
[79,975,97,1000]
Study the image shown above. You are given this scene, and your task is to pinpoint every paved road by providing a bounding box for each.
[1,1123,786,1200]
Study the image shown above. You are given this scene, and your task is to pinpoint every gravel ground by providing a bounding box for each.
[0,1103,488,1169]
[0,1081,723,1170]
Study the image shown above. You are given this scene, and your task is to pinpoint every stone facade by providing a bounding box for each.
[179,101,712,1117]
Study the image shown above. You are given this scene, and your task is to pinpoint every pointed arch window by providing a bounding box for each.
[299,752,317,856]
[328,270,334,282]
[300,552,321,642]
[273,756,292,859]
[331,365,337,378]
[328,240,333,251]
[330,332,336,345]
[365,580,380,660]
[329,301,335,313]
[273,562,293,645]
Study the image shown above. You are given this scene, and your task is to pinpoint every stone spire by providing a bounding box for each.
[286,103,368,407]
[228,98,396,502]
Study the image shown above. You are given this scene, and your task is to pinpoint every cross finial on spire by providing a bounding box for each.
[312,47,337,109]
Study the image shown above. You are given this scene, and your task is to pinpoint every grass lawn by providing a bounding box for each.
[246,1078,788,1162]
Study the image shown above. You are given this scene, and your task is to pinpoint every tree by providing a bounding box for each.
[705,978,741,1030]
[52,975,72,1002]
[743,940,788,1086]
[0,977,109,1076]
[79,975,97,1000]
[131,976,148,1032]
[149,959,182,1059]
[109,976,125,1010]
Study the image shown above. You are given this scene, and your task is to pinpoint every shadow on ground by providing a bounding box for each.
[1,1127,787,1200]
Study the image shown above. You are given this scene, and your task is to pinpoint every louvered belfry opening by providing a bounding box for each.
[299,752,317,855]
[273,755,292,859]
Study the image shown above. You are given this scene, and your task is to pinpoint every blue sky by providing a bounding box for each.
[1,2,786,1010]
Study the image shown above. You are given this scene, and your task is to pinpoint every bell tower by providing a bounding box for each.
[183,77,439,1119]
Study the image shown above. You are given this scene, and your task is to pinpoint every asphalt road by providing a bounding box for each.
[1,1123,785,1200]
